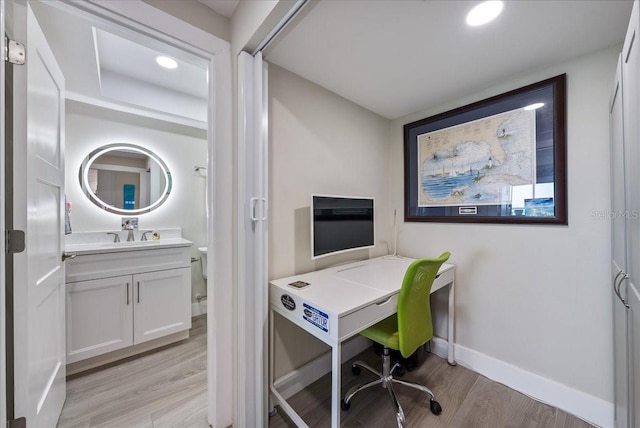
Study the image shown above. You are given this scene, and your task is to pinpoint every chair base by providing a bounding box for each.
[341,348,442,428]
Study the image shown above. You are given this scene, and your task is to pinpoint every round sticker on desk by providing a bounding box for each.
[281,294,296,311]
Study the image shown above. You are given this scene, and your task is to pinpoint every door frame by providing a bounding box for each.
[236,51,269,427]
[1,0,7,426]
[3,1,233,426]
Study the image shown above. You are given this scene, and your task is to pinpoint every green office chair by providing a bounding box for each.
[341,252,451,428]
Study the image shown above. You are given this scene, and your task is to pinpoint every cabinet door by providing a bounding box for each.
[66,275,133,363]
[133,268,191,344]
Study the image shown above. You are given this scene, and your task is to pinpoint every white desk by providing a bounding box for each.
[269,256,456,427]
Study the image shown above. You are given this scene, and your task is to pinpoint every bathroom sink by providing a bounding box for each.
[66,238,193,255]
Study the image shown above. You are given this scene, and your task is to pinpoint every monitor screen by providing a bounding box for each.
[311,195,375,259]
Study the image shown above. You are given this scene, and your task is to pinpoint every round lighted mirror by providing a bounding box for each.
[79,143,172,215]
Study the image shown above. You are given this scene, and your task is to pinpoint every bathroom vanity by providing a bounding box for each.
[64,234,192,374]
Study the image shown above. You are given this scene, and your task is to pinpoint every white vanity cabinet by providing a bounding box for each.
[66,274,133,362]
[133,268,191,344]
[64,241,192,366]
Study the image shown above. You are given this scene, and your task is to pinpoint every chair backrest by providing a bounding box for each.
[396,252,451,358]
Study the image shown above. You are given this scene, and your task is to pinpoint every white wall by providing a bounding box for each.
[65,100,208,303]
[142,0,230,42]
[269,64,392,378]
[389,46,619,411]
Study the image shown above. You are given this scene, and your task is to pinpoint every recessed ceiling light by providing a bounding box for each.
[524,103,545,111]
[156,55,178,69]
[466,1,504,26]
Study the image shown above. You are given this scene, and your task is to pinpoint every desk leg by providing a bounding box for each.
[268,309,276,415]
[331,342,342,428]
[447,281,456,365]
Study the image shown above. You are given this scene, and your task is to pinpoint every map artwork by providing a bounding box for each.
[417,108,535,207]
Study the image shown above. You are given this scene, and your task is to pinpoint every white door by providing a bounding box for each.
[628,283,640,428]
[237,51,269,428]
[610,54,630,428]
[10,1,66,426]
[622,2,640,427]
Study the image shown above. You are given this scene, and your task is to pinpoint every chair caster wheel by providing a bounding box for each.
[351,364,361,376]
[341,399,351,411]
[430,399,442,415]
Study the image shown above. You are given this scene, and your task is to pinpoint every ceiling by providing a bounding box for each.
[265,0,633,120]
[27,1,633,124]
[197,0,239,19]
[31,2,209,126]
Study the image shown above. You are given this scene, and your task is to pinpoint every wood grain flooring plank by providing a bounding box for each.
[55,412,91,428]
[58,316,207,428]
[394,355,479,428]
[502,390,556,428]
[60,351,206,421]
[84,364,207,426]
[434,375,513,428]
[150,381,208,428]
[90,411,154,428]
[554,409,595,428]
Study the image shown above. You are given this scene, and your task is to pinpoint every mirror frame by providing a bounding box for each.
[79,143,172,215]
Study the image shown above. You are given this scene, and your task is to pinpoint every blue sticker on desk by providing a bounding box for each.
[303,303,329,334]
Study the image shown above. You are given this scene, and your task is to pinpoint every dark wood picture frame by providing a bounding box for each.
[404,74,567,225]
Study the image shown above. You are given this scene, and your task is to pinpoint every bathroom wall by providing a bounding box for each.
[64,100,208,304]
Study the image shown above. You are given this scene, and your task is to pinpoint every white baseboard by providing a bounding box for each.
[433,339,613,428]
[274,335,613,428]
[273,335,371,399]
[191,300,207,317]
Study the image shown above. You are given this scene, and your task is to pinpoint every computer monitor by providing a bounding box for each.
[311,194,375,259]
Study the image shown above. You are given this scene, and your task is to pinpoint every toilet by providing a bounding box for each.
[198,247,207,279]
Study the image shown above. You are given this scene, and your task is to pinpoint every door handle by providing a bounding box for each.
[615,271,630,308]
[261,198,268,221]
[126,283,130,305]
[137,281,140,303]
[614,270,624,289]
[62,252,76,262]
[614,270,625,302]
[250,197,259,221]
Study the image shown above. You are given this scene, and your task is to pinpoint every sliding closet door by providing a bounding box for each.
[237,51,269,428]
[611,54,630,428]
[620,2,640,426]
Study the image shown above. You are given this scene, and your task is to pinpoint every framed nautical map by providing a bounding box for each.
[404,74,567,224]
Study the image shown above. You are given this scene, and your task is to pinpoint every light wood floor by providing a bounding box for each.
[57,315,593,428]
[57,315,209,428]
[269,347,595,428]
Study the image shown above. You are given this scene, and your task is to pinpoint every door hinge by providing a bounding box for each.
[5,229,26,254]
[8,417,27,428]
[4,35,25,65]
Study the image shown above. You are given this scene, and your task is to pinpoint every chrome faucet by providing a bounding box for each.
[141,231,153,241]
[125,225,135,242]
[107,232,120,243]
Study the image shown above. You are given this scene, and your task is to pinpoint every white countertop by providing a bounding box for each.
[65,238,193,256]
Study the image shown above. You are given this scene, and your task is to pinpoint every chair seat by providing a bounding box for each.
[361,314,400,351]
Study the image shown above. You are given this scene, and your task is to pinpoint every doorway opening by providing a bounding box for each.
[4,0,232,426]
